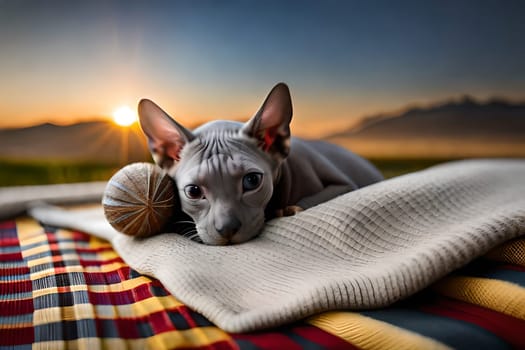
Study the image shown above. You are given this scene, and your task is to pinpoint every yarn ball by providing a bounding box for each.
[102,162,176,237]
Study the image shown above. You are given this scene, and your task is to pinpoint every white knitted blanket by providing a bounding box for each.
[29,160,525,333]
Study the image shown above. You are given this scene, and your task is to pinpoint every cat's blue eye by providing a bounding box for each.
[242,173,263,192]
[184,185,204,199]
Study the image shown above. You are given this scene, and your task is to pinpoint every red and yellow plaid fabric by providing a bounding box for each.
[0,219,351,349]
[1,218,524,349]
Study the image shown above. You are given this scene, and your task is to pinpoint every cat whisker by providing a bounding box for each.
[180,228,203,243]
[179,226,197,236]
[187,233,203,243]
[178,225,199,238]
[179,230,197,237]
[175,220,196,225]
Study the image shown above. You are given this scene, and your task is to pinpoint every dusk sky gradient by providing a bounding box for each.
[1,0,524,136]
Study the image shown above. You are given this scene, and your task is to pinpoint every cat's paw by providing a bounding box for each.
[283,205,303,216]
[274,205,303,218]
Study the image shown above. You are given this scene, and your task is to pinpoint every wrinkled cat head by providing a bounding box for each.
[138,83,293,245]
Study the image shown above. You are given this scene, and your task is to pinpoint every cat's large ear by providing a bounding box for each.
[241,83,293,160]
[138,99,195,169]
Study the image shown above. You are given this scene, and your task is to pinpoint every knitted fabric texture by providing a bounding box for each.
[29,160,525,332]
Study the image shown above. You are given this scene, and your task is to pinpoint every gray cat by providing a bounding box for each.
[138,83,383,245]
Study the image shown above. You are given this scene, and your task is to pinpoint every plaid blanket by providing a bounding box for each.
[1,217,524,349]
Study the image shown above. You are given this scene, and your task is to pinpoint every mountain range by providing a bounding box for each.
[0,121,151,164]
[326,96,525,158]
[1,96,524,162]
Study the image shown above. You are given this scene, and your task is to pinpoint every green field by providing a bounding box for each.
[369,158,454,179]
[0,158,454,187]
[0,159,120,187]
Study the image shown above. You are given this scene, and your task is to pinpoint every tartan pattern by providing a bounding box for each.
[1,219,350,349]
[1,217,524,349]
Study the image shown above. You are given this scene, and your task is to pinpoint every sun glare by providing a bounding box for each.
[113,106,137,127]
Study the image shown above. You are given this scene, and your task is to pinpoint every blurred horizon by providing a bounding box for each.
[2,93,524,160]
[1,0,524,136]
[1,92,524,138]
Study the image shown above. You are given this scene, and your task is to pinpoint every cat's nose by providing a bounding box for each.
[215,217,241,238]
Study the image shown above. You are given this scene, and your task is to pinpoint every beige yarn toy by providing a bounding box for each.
[102,162,178,237]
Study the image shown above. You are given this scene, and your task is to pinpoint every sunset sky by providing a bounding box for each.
[1,0,524,136]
